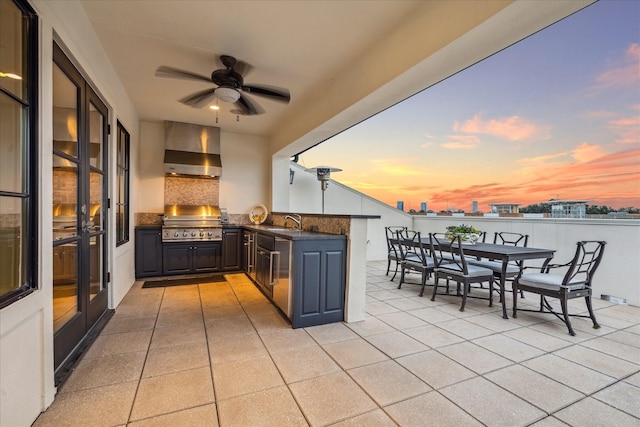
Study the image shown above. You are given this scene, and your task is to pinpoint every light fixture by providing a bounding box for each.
[214,87,240,103]
[0,71,22,80]
[305,166,342,214]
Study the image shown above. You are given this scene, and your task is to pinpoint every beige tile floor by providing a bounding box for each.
[35,261,640,426]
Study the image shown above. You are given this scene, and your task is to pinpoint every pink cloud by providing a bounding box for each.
[608,113,640,144]
[440,134,481,150]
[571,143,607,163]
[590,43,640,92]
[456,114,541,141]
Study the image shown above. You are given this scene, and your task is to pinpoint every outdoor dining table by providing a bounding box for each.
[424,240,556,319]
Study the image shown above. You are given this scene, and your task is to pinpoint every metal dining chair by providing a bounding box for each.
[385,226,408,280]
[513,240,606,336]
[467,232,529,299]
[429,233,495,311]
[396,231,438,296]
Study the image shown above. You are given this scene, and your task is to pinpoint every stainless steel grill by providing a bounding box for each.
[162,205,224,242]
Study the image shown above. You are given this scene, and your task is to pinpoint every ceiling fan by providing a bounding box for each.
[155,55,291,116]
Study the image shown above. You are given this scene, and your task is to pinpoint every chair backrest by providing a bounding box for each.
[493,232,529,247]
[562,241,606,287]
[385,226,408,252]
[397,230,420,259]
[429,233,470,273]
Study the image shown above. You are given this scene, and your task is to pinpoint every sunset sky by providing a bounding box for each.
[299,1,640,212]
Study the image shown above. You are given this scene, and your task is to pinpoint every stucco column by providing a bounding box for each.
[344,217,368,322]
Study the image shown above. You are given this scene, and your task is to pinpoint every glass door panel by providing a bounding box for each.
[89,235,102,300]
[88,102,103,169]
[0,197,26,296]
[53,241,78,332]
[0,93,25,193]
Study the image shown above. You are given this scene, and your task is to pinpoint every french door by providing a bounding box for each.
[52,43,109,370]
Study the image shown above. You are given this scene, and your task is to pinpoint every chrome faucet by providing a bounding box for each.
[284,214,302,230]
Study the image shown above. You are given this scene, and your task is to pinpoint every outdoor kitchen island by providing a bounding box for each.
[243,224,347,328]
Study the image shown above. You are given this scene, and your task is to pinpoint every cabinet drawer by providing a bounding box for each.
[257,233,275,251]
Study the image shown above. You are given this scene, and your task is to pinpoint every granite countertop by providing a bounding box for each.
[240,224,347,241]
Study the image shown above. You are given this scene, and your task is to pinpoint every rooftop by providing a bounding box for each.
[35,264,640,426]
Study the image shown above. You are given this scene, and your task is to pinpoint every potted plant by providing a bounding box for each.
[445,223,482,245]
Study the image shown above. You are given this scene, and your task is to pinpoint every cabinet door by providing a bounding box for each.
[222,229,241,270]
[135,227,163,278]
[193,243,220,273]
[162,243,192,275]
[292,239,346,328]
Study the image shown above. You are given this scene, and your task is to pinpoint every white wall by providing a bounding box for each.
[411,216,640,307]
[0,1,140,425]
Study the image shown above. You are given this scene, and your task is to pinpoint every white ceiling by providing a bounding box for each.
[80,0,425,137]
[80,1,591,147]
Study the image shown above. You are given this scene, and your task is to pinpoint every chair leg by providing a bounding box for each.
[585,296,600,330]
[386,259,391,275]
[419,271,427,297]
[560,297,576,336]
[431,276,439,301]
[398,265,405,288]
[460,281,467,312]
[391,261,399,281]
[488,279,494,307]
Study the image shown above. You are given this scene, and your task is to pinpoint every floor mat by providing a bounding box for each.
[142,274,225,288]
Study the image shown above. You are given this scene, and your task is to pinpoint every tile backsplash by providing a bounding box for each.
[164,176,219,206]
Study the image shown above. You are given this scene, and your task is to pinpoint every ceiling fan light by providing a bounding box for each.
[215,87,240,103]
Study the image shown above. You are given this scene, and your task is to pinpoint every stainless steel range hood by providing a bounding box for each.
[164,121,222,177]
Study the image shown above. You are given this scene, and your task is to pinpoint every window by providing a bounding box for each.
[116,121,130,245]
[0,0,37,307]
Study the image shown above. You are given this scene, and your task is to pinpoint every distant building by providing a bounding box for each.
[489,203,521,214]
[547,199,590,218]
[472,201,479,213]
[420,202,427,212]
[397,201,404,211]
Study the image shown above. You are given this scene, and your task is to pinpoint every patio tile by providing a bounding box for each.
[32,381,138,427]
[127,404,218,427]
[406,306,456,324]
[553,344,639,378]
[402,324,464,348]
[605,330,640,348]
[348,360,431,406]
[485,364,584,412]
[205,317,257,340]
[365,300,400,316]
[217,386,307,427]
[592,313,636,330]
[101,315,157,335]
[331,409,397,426]
[154,308,204,329]
[201,304,247,320]
[113,303,160,318]
[212,355,284,400]
[396,350,476,389]
[83,329,153,359]
[440,376,545,426]
[528,416,571,427]
[580,336,640,364]
[554,397,640,426]
[437,341,513,375]
[385,391,482,426]
[304,322,359,344]
[364,330,428,358]
[503,327,573,352]
[345,317,395,336]
[270,343,341,383]
[208,331,269,365]
[625,372,640,387]
[149,322,206,349]
[130,367,214,421]
[472,334,545,362]
[289,371,377,426]
[259,328,317,354]
[466,312,522,332]
[322,338,389,370]
[367,289,404,301]
[60,351,146,393]
[592,381,640,418]
[523,354,616,394]
[597,305,640,323]
[376,311,428,330]
[436,318,495,340]
[385,297,430,311]
[142,341,209,378]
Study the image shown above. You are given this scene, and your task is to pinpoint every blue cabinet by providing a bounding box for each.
[292,238,346,328]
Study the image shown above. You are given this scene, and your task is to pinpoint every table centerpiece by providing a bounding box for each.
[445,223,482,245]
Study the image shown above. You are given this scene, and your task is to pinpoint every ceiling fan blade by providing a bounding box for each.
[234,93,265,115]
[233,60,252,77]
[179,88,217,108]
[242,84,290,103]
[155,66,212,83]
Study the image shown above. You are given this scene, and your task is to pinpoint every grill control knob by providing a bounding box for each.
[208,232,213,237]
[183,232,188,237]
[191,231,196,237]
[174,232,179,237]
[200,231,205,237]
